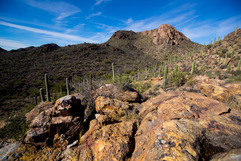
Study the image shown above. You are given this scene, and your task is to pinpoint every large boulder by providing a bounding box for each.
[24,95,84,145]
[95,84,141,121]
[25,101,53,123]
[77,114,137,161]
[132,91,241,160]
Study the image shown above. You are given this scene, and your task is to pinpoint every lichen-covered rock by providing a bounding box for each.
[24,95,84,145]
[95,96,131,116]
[95,84,141,121]
[79,119,136,161]
[132,91,241,161]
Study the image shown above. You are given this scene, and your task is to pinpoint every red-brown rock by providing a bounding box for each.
[142,24,190,45]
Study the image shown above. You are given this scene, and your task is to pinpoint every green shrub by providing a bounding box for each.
[207,44,212,49]
[132,82,151,93]
[0,115,27,141]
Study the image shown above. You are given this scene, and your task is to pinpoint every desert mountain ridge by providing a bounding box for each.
[1,24,195,52]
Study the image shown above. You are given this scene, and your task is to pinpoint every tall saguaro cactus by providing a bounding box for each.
[66,78,70,95]
[237,59,241,71]
[163,65,168,80]
[40,88,45,102]
[45,74,51,102]
[90,73,93,90]
[163,65,168,90]
[224,53,228,65]
[190,61,196,75]
[218,56,221,65]
[112,62,115,82]
[227,63,231,72]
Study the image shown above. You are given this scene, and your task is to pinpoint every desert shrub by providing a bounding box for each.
[228,71,241,82]
[206,44,212,49]
[132,82,151,93]
[0,115,26,141]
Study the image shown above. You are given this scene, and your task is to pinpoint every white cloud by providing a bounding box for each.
[0,21,98,43]
[0,39,30,50]
[86,12,102,19]
[25,0,81,20]
[94,0,111,6]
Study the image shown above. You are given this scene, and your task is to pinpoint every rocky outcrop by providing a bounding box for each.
[95,84,141,121]
[142,24,190,45]
[25,101,53,123]
[24,95,84,145]
[78,117,136,161]
[132,90,241,160]
[109,30,138,40]
[7,84,241,160]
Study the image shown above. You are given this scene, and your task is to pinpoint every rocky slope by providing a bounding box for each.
[2,78,241,160]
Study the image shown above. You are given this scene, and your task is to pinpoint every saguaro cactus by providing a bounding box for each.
[137,67,140,81]
[164,65,168,80]
[174,65,178,77]
[218,56,221,65]
[227,63,231,72]
[190,61,196,75]
[163,65,168,90]
[112,62,115,82]
[40,88,45,102]
[45,74,50,102]
[237,60,241,71]
[90,73,93,90]
[66,78,70,95]
[224,53,228,65]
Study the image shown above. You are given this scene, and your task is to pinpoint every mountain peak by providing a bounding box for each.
[109,30,138,41]
[141,24,190,45]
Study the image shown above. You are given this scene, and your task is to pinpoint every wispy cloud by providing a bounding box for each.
[25,0,81,20]
[0,21,97,43]
[181,15,241,44]
[94,0,111,6]
[86,12,102,19]
[0,38,30,50]
[123,5,198,32]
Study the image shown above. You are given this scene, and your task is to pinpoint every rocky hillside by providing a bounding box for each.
[108,24,201,60]
[0,25,241,160]
[0,24,200,119]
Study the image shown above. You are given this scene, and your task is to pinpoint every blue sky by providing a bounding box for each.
[0,0,241,50]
